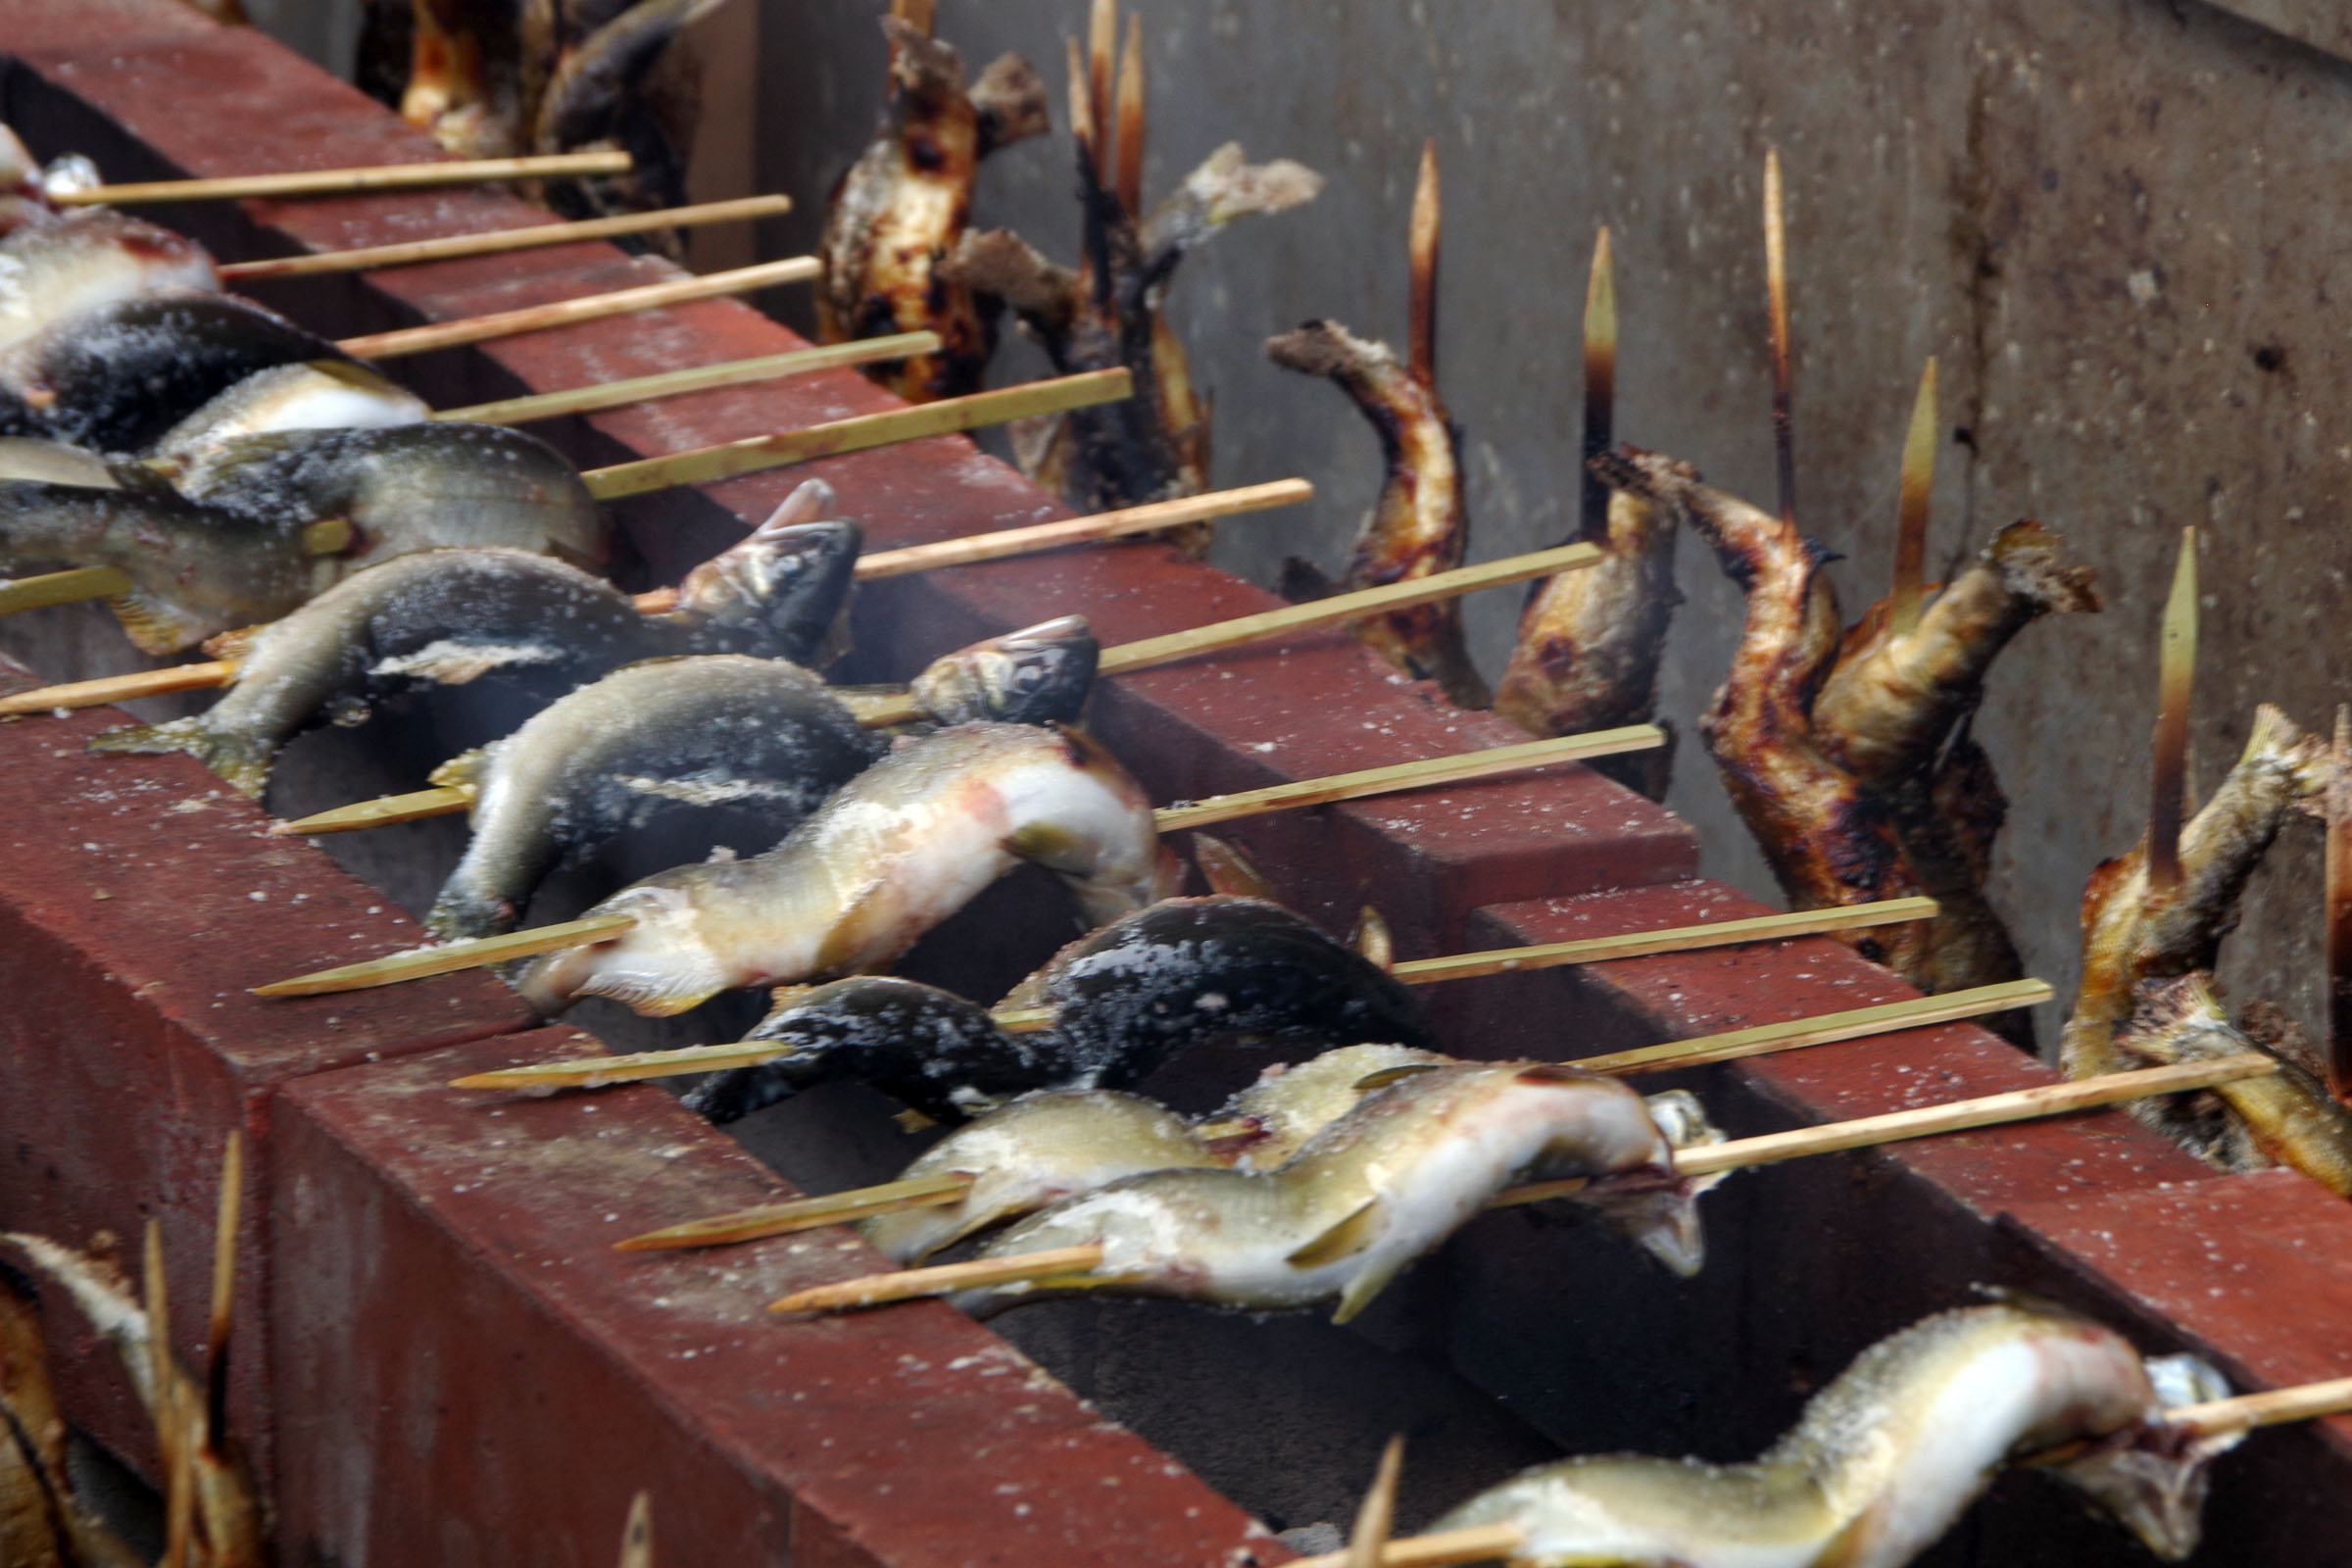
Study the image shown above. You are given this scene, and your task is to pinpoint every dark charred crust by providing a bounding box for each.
[969,51,1050,155]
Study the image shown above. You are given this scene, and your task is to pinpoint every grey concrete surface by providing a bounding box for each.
[253,1,2352,1057]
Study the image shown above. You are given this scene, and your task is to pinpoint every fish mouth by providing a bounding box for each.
[2039,1354,2241,1562]
[912,614,1100,725]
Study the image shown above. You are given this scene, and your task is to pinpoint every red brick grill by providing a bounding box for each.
[3,7,2349,1564]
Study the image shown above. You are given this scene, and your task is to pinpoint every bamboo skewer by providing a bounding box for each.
[2148,525,2198,896]
[0,477,1309,727]
[220,195,794,282]
[1408,139,1441,388]
[616,1172,979,1252]
[50,149,633,207]
[434,333,940,425]
[578,368,1133,500]
[1763,147,1797,527]
[769,1054,2278,1315]
[1580,226,1615,541]
[2170,1376,2352,1438]
[336,257,821,361]
[468,899,1943,1102]
[1573,978,2052,1075]
[1889,357,1937,638]
[0,565,144,616]
[1286,1527,1527,1568]
[2329,706,2352,1101]
[1348,1436,1406,1568]
[263,727,1661,1000]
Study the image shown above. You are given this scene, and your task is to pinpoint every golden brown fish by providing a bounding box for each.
[816,16,1049,402]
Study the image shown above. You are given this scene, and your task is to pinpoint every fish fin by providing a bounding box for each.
[1286,1196,1386,1270]
[1348,906,1394,972]
[105,591,215,658]
[808,881,901,975]
[575,969,728,1018]
[1001,820,1088,871]
[200,624,262,669]
[427,746,493,791]
[369,638,564,685]
[1331,1253,1409,1326]
[890,1107,938,1134]
[1350,1064,1446,1093]
[87,717,272,799]
[1190,833,1277,901]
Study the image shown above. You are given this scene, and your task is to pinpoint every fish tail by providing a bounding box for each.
[425,880,518,943]
[86,717,272,799]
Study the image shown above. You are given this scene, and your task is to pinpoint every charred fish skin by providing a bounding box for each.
[682,975,1063,1125]
[1494,451,1686,794]
[863,1089,1216,1264]
[2062,704,2329,1087]
[530,0,729,228]
[956,1062,1687,1322]
[817,18,1049,403]
[0,211,218,358]
[425,654,884,941]
[1265,318,1489,709]
[1020,896,1440,1091]
[0,292,347,453]
[0,479,310,655]
[1431,1299,2239,1568]
[515,721,1174,1018]
[179,421,613,577]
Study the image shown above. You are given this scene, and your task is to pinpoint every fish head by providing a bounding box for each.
[909,614,1100,725]
[2037,1353,2240,1562]
[675,481,862,660]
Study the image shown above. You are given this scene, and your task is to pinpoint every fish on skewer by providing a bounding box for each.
[1266,141,1487,709]
[685,894,1437,1123]
[424,615,1100,939]
[946,1061,1701,1322]
[515,720,1177,1017]
[149,360,431,466]
[1429,1298,2242,1568]
[0,210,218,360]
[1604,451,2098,1038]
[816,16,1049,403]
[86,484,856,796]
[940,2,1320,553]
[0,420,612,654]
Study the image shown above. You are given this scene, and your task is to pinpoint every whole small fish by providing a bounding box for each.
[956,1062,1690,1322]
[1431,1298,2242,1568]
[90,489,858,797]
[153,361,430,466]
[515,721,1174,1017]
[0,211,216,358]
[0,291,346,451]
[429,615,1101,939]
[817,17,1049,403]
[1266,318,1488,708]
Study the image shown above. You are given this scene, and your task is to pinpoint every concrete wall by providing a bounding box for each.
[254,0,2352,1055]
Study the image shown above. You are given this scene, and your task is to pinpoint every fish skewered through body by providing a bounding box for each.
[0,210,217,359]
[1432,1298,2242,1568]
[953,1062,1697,1321]
[0,420,611,654]
[817,17,1049,403]
[1610,451,2099,1034]
[1266,319,1487,708]
[426,616,1100,940]
[1494,451,1684,795]
[88,489,857,797]
[2059,706,2339,1173]
[516,721,1175,1017]
[0,290,347,452]
[686,895,1436,1123]
[940,6,1319,553]
[152,360,431,466]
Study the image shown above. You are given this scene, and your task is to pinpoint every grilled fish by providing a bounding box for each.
[426,614,1097,939]
[89,491,857,797]
[955,1062,1692,1320]
[944,40,1320,552]
[1610,451,2097,1028]
[1494,448,1685,792]
[0,211,216,358]
[0,291,347,452]
[153,361,430,465]
[1432,1298,2241,1568]
[514,721,1174,1017]
[817,17,1049,403]
[1265,318,1487,708]
[2108,973,2352,1192]
[2061,704,2328,1085]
